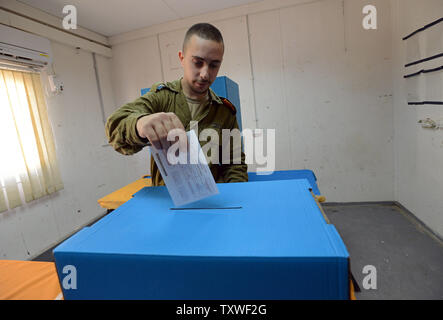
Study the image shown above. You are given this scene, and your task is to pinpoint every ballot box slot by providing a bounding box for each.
[170,206,242,210]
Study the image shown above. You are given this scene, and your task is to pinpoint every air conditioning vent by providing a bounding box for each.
[0,24,52,72]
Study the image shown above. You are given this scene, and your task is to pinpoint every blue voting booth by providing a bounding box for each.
[53,179,349,299]
[248,170,320,196]
[141,76,243,131]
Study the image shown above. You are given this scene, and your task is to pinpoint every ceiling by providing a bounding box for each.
[18,0,263,37]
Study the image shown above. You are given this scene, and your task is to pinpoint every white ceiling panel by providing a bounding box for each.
[17,0,179,36]
[163,0,261,19]
[17,0,263,36]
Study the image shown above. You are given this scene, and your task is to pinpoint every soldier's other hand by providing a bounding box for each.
[136,113,188,151]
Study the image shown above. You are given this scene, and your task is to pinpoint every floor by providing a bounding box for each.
[323,202,443,300]
[34,202,443,300]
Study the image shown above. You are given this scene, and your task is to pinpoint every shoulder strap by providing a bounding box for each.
[220,97,237,115]
[151,82,167,93]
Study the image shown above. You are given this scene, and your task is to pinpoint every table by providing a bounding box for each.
[0,260,62,300]
[97,175,152,210]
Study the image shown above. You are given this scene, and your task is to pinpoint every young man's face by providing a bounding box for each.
[179,34,224,95]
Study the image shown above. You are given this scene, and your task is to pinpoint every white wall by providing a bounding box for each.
[0,41,135,260]
[249,0,394,201]
[110,0,395,202]
[110,35,163,177]
[391,0,443,237]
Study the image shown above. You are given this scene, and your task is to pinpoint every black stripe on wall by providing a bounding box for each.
[402,17,443,40]
[404,65,443,78]
[408,101,443,105]
[405,53,443,68]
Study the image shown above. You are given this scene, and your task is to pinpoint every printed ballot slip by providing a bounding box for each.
[150,130,219,207]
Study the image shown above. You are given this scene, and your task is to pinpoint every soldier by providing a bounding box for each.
[105,23,248,186]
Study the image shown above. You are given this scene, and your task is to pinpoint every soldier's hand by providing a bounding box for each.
[136,112,188,151]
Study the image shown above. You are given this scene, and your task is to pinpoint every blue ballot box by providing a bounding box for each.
[54,179,349,300]
[248,170,320,196]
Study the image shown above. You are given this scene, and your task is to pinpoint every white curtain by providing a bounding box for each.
[0,69,63,212]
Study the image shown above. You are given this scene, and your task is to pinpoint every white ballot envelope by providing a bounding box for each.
[150,130,219,207]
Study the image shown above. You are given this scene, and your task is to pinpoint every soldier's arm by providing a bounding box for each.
[105,94,158,155]
[220,117,248,183]
[106,87,186,155]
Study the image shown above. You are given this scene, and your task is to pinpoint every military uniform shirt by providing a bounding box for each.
[105,78,248,186]
[185,92,209,121]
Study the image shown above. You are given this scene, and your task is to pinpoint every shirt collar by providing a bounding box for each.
[209,87,223,105]
[171,77,223,105]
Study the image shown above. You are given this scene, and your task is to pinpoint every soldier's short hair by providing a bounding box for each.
[183,23,224,52]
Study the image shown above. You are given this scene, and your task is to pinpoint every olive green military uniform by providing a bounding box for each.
[105,78,248,186]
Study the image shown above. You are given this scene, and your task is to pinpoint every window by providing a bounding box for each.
[0,69,63,212]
